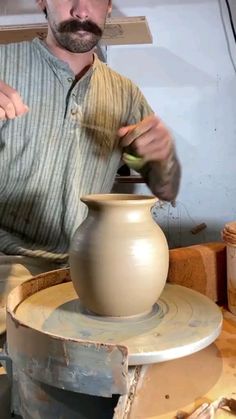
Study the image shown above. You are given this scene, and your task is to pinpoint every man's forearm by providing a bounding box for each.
[140,147,181,202]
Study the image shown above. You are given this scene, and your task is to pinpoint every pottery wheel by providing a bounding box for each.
[14,282,222,365]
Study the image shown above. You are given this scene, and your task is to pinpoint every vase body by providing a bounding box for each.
[69,194,169,317]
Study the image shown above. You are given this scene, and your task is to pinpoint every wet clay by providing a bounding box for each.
[69,194,169,317]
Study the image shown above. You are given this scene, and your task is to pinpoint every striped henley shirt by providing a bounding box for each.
[0,38,153,263]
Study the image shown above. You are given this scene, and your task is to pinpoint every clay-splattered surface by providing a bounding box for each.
[7,270,129,397]
[128,309,236,418]
[14,282,222,365]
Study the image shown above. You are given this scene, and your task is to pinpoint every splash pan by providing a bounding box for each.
[11,277,222,365]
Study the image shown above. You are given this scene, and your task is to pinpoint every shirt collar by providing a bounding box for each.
[32,37,99,80]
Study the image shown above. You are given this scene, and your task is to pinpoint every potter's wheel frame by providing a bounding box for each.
[8,274,222,365]
[6,269,223,396]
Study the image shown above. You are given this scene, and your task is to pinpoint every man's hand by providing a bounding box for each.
[118,114,173,163]
[0,81,29,120]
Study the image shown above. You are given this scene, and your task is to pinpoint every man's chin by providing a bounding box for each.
[63,42,96,54]
[56,33,100,53]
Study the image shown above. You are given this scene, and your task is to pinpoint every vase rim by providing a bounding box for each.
[80,194,158,206]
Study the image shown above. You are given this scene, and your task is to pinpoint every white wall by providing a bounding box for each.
[109,0,236,248]
[0,0,43,25]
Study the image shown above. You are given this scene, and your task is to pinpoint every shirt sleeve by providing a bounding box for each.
[0,120,6,131]
[127,85,154,126]
[123,84,181,202]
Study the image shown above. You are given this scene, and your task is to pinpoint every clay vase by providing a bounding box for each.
[69,194,169,317]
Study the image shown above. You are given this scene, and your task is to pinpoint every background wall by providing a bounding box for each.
[109,0,236,248]
[0,0,42,25]
[0,0,236,248]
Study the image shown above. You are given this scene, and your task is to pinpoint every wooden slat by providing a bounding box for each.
[0,17,153,46]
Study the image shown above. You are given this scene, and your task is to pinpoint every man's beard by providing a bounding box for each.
[50,18,103,53]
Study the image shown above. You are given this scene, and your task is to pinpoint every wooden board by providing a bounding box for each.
[168,242,227,303]
[125,309,236,418]
[0,17,152,46]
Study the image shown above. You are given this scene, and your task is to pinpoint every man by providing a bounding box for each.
[0,0,181,329]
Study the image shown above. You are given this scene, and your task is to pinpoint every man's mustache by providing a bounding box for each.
[58,19,102,37]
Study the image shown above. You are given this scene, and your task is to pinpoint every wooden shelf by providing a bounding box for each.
[0,17,152,46]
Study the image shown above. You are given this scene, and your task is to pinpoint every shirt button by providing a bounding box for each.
[71,109,77,115]
[67,77,74,83]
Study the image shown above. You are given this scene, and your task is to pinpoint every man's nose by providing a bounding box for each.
[70,0,89,20]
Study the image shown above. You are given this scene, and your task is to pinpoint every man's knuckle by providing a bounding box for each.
[10,89,19,100]
[161,150,168,160]
[6,101,14,111]
[0,108,5,119]
[0,92,5,102]
[135,138,142,148]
